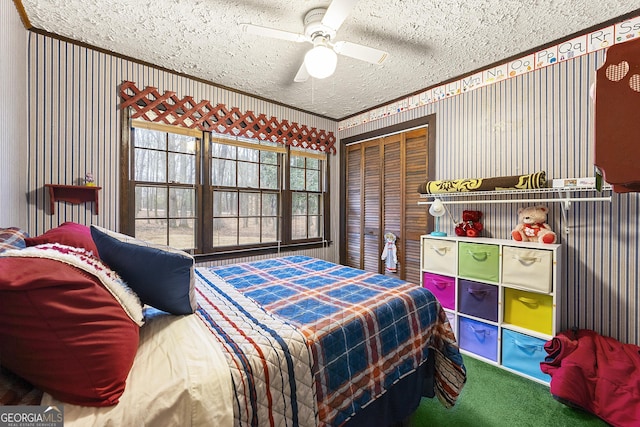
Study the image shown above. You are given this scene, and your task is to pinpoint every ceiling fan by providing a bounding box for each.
[240,0,389,82]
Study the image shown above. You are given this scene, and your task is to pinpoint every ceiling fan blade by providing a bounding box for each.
[294,62,310,82]
[333,41,388,65]
[321,0,359,32]
[240,23,308,43]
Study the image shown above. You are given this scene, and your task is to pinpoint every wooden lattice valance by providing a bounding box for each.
[119,81,336,154]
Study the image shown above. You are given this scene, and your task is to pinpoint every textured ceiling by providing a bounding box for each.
[19,0,640,120]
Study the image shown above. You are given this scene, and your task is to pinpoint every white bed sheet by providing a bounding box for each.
[41,308,234,427]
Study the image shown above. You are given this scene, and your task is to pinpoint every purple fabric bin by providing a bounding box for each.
[458,317,498,361]
[458,279,498,322]
[422,272,455,310]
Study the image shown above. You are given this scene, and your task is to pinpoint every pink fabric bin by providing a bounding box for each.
[422,272,455,310]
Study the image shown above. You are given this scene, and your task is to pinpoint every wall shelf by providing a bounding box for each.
[417,185,612,235]
[418,185,611,203]
[45,184,102,215]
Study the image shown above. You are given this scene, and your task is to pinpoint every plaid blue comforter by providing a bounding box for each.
[201,255,465,426]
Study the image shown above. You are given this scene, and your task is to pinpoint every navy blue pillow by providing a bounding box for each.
[90,226,197,315]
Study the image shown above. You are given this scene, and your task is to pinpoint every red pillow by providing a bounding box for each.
[25,222,99,257]
[0,257,139,406]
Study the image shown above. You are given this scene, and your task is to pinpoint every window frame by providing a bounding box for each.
[124,120,202,252]
[120,113,330,259]
[288,149,327,243]
[204,136,285,253]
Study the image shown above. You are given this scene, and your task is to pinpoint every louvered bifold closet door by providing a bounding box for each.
[382,136,402,277]
[345,141,382,272]
[346,144,363,269]
[362,142,381,272]
[403,128,428,284]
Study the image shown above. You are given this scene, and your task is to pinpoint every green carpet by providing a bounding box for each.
[409,355,607,427]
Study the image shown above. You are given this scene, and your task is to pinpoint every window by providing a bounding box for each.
[290,151,325,240]
[123,120,329,256]
[210,138,283,248]
[129,121,200,250]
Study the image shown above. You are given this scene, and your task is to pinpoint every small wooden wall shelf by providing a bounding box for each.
[45,184,102,215]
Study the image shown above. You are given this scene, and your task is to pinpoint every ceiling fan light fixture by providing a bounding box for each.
[304,42,337,79]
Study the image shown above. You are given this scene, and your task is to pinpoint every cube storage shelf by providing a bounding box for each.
[420,235,561,385]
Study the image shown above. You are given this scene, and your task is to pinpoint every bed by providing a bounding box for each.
[0,224,466,426]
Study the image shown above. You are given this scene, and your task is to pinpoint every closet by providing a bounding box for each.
[341,120,435,284]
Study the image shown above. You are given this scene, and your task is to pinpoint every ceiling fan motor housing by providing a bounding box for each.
[304,8,335,40]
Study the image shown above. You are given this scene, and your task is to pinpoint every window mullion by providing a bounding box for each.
[282,149,292,245]
[307,191,312,240]
[236,190,240,246]
[165,133,170,246]
[200,133,211,254]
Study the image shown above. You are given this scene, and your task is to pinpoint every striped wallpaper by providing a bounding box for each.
[339,50,640,346]
[21,31,340,263]
[0,0,28,228]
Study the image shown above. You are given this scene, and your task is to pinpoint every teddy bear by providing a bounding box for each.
[455,210,483,237]
[511,205,556,244]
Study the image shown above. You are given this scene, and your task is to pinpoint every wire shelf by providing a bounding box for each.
[418,185,612,200]
[417,184,613,234]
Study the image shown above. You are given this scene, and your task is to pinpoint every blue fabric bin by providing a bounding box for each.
[502,329,550,383]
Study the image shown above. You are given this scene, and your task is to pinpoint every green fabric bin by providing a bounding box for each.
[458,242,499,282]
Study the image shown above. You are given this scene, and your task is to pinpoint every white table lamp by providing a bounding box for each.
[429,198,447,236]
